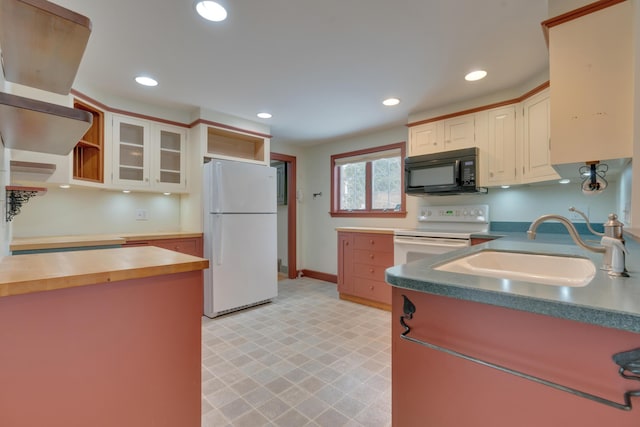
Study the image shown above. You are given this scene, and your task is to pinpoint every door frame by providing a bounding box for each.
[271,152,297,279]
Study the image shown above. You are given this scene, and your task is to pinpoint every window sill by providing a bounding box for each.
[329,211,408,218]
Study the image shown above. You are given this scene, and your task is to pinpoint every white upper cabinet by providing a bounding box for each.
[547,1,632,165]
[408,113,476,156]
[154,125,187,191]
[112,115,150,188]
[443,114,475,151]
[522,90,559,183]
[409,121,443,155]
[112,115,187,192]
[486,106,516,186]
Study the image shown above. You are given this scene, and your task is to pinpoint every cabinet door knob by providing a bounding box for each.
[370,239,375,245]
[345,241,349,246]
[370,285,374,291]
[369,254,374,259]
[369,268,374,273]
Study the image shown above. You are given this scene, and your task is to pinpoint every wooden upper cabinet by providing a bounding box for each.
[73,99,104,183]
[547,0,633,165]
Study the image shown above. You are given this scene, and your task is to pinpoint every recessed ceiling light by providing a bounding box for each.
[500,185,510,189]
[559,178,571,184]
[59,184,70,189]
[163,192,172,196]
[257,112,272,119]
[122,190,131,194]
[382,98,400,106]
[465,70,487,82]
[135,76,158,87]
[195,1,227,22]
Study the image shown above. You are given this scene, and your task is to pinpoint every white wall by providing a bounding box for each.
[289,123,624,276]
[277,204,288,271]
[293,126,421,275]
[12,187,181,238]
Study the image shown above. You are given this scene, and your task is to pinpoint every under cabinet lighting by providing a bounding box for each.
[559,179,571,184]
[163,192,171,196]
[122,190,131,194]
[195,1,227,22]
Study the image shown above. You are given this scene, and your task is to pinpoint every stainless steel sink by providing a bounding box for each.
[434,250,597,287]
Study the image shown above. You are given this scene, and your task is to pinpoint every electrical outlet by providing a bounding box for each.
[135,209,149,221]
[569,206,587,222]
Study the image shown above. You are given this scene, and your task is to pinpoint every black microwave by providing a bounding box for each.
[404,147,487,195]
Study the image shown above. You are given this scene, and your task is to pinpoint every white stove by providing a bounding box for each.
[394,205,490,265]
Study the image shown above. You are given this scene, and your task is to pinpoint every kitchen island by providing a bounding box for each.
[386,235,640,427]
[0,246,208,427]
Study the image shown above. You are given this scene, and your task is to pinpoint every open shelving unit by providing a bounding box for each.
[72,99,104,182]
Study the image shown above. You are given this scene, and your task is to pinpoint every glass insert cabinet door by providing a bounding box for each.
[158,128,183,185]
[113,116,150,186]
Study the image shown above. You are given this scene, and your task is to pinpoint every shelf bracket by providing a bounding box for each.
[400,294,640,411]
[5,186,47,222]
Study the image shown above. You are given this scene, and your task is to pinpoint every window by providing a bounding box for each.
[330,142,406,217]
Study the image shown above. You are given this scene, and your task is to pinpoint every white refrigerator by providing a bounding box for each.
[202,159,278,318]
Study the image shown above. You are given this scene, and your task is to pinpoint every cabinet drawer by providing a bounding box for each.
[354,278,391,304]
[353,234,393,251]
[353,249,394,266]
[353,262,387,281]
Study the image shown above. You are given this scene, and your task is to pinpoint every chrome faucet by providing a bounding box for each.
[527,210,629,277]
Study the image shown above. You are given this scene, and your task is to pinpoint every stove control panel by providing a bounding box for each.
[418,204,489,223]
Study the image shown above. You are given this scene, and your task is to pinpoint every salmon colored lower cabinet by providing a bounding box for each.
[0,271,203,427]
[391,287,640,427]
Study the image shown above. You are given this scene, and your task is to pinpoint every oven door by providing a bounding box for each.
[393,236,470,265]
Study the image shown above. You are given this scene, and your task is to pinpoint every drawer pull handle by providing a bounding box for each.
[370,240,375,245]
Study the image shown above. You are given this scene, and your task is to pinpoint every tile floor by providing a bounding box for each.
[201,277,392,427]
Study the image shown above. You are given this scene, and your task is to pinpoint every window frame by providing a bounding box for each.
[330,141,407,218]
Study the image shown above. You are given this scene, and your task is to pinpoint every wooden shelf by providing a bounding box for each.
[76,139,101,149]
[207,127,266,162]
[0,91,93,155]
[0,0,92,94]
[73,99,104,182]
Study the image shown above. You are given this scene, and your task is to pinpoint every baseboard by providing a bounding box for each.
[339,293,391,311]
[299,269,337,283]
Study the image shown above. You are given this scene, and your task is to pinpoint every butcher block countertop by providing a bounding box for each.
[0,246,209,298]
[10,232,203,251]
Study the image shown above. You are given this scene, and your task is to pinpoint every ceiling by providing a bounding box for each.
[53,0,550,146]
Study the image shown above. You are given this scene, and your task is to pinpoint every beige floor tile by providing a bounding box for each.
[202,277,391,427]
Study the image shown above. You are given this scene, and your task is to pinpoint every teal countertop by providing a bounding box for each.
[386,232,640,333]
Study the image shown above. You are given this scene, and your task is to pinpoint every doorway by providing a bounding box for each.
[270,152,297,279]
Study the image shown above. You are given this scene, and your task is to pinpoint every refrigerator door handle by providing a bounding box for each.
[212,214,223,265]
[214,161,223,213]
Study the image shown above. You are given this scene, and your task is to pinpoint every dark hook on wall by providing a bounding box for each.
[313,192,322,199]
